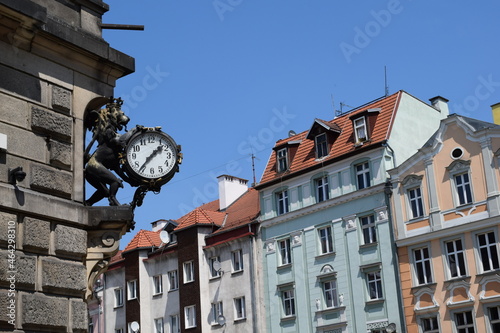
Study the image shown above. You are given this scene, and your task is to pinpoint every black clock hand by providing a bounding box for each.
[139,145,163,172]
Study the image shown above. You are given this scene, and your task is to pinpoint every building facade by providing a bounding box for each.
[255,91,449,333]
[388,114,500,333]
[0,0,134,332]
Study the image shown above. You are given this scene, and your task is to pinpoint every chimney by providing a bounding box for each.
[218,175,248,211]
[492,103,500,125]
[429,96,449,116]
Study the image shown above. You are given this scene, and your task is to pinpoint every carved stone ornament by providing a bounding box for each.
[85,206,134,300]
[401,174,423,188]
[446,159,471,174]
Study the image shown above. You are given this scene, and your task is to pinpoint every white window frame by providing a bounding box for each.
[211,301,223,325]
[277,148,288,172]
[318,225,334,255]
[234,296,246,320]
[170,315,180,333]
[354,116,367,142]
[418,315,440,333]
[231,249,243,273]
[486,304,500,333]
[153,275,163,295]
[413,246,434,286]
[316,175,330,203]
[475,230,500,273]
[454,172,473,206]
[360,215,377,245]
[154,317,164,333]
[281,288,295,318]
[323,279,338,309]
[315,133,328,159]
[453,310,475,333]
[278,238,292,266]
[127,280,137,300]
[114,287,124,308]
[443,238,467,279]
[408,187,425,219]
[168,270,179,291]
[184,305,196,329]
[183,261,194,283]
[355,161,370,190]
[366,270,383,300]
[276,189,289,215]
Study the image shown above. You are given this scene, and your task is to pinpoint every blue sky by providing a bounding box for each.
[100,0,500,248]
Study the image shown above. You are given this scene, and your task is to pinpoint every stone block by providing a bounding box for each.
[41,258,86,296]
[21,293,68,330]
[0,251,36,289]
[30,164,72,198]
[71,299,88,332]
[0,290,16,325]
[0,94,29,128]
[51,85,71,113]
[49,140,72,170]
[31,106,72,142]
[0,64,41,102]
[23,217,50,253]
[55,224,87,257]
[0,212,17,244]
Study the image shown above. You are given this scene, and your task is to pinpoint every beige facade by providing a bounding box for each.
[388,114,500,333]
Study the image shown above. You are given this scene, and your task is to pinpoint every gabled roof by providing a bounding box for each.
[258,91,401,186]
[123,229,162,253]
[174,207,227,231]
[305,118,342,140]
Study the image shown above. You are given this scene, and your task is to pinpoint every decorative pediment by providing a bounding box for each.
[446,280,474,308]
[401,175,423,188]
[479,274,500,303]
[446,159,471,174]
[414,287,439,314]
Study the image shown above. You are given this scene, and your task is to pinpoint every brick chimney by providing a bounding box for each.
[218,175,248,210]
[429,96,450,116]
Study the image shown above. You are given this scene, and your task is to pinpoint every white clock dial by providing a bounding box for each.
[126,131,177,179]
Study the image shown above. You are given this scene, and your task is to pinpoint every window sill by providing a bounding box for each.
[209,275,222,281]
[476,269,500,277]
[365,298,385,305]
[277,263,292,270]
[234,317,247,323]
[231,269,244,276]
[168,288,178,293]
[152,292,163,298]
[113,305,123,309]
[316,305,346,316]
[411,282,437,291]
[359,242,378,249]
[280,315,296,323]
[444,276,470,284]
[315,251,336,259]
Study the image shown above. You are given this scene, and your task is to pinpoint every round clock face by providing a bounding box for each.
[125,131,177,180]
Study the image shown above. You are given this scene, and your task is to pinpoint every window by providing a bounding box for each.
[183,261,194,283]
[316,176,330,203]
[323,280,338,308]
[354,117,367,142]
[355,162,370,189]
[488,305,500,332]
[454,310,475,333]
[477,232,500,272]
[127,280,137,300]
[318,226,334,254]
[210,256,222,278]
[278,238,292,266]
[234,297,246,320]
[211,302,223,325]
[315,133,328,158]
[154,318,164,333]
[153,275,163,295]
[420,316,439,333]
[114,288,123,307]
[413,247,433,285]
[445,239,467,278]
[170,315,180,333]
[115,329,124,333]
[184,305,196,329]
[277,148,288,172]
[276,190,289,215]
[454,173,473,205]
[232,250,243,272]
[282,289,295,317]
[361,215,377,245]
[366,271,383,300]
[408,187,424,218]
[168,270,179,291]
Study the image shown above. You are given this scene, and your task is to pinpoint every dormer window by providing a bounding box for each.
[354,117,367,143]
[315,133,328,159]
[277,148,288,172]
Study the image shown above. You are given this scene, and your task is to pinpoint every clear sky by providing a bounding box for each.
[99,0,500,248]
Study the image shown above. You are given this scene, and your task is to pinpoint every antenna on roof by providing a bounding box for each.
[384,66,389,97]
[250,152,259,186]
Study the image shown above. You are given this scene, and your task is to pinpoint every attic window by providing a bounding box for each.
[277,148,288,172]
[315,133,328,159]
[354,117,367,143]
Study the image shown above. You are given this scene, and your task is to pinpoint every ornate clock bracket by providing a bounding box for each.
[85,206,135,301]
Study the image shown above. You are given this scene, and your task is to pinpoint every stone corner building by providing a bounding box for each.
[0,0,135,332]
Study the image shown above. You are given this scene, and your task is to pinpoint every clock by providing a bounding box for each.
[123,128,180,183]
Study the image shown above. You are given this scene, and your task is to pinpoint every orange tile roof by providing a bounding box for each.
[174,206,227,231]
[110,250,123,264]
[123,229,162,253]
[258,91,401,186]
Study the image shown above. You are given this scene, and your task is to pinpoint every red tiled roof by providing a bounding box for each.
[259,91,401,185]
[110,250,123,264]
[123,229,162,253]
